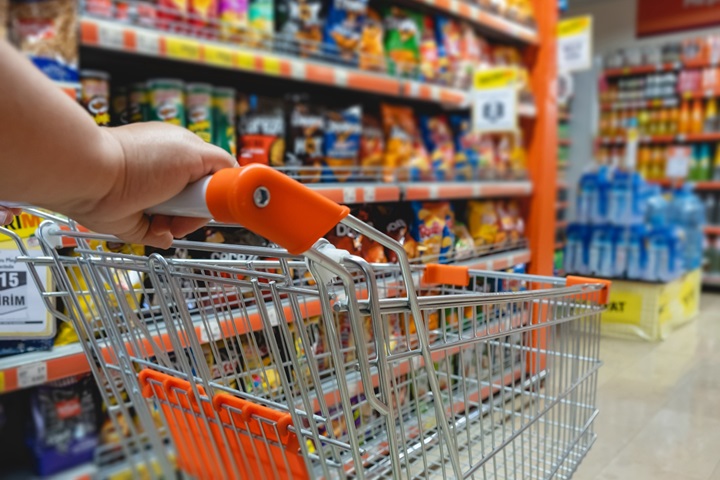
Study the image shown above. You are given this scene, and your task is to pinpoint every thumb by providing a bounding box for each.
[191,142,239,183]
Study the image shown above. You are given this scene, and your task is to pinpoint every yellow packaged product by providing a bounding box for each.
[468,200,500,247]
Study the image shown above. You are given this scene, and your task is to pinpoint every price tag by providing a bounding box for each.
[363,186,376,203]
[557,16,592,73]
[17,362,47,389]
[200,322,221,343]
[471,67,518,133]
[265,306,279,327]
[204,45,234,68]
[343,187,357,204]
[136,31,159,55]
[98,22,124,49]
[666,146,692,179]
[165,37,201,61]
[0,245,53,338]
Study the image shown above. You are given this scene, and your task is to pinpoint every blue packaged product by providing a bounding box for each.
[324,0,367,65]
[608,169,643,226]
[419,115,456,181]
[668,184,706,271]
[576,170,596,224]
[449,114,482,180]
[588,225,615,277]
[613,226,630,278]
[565,223,589,275]
[593,165,613,224]
[626,225,646,280]
[322,105,362,182]
[26,375,99,476]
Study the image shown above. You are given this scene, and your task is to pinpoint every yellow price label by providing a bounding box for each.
[204,45,234,67]
[558,16,591,38]
[473,67,518,90]
[165,37,201,61]
[0,372,4,393]
[236,51,255,70]
[262,56,281,75]
[602,290,643,325]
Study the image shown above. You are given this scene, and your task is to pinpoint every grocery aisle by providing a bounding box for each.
[574,293,720,480]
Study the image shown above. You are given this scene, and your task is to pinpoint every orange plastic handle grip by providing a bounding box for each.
[205,165,350,255]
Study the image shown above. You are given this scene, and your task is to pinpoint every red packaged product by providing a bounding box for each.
[158,0,188,31]
[189,0,218,35]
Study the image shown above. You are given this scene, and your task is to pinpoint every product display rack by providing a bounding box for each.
[1,0,561,477]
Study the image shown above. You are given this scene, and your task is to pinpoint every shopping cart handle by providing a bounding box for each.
[147,164,350,255]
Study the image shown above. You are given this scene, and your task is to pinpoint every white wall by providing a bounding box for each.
[566,0,720,56]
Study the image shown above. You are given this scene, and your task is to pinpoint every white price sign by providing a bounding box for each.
[558,16,593,73]
[0,246,53,339]
[666,146,692,179]
[17,362,48,389]
[471,68,518,133]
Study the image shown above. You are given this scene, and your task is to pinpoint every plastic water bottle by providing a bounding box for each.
[588,225,615,277]
[626,225,646,280]
[613,227,630,278]
[668,184,706,271]
[577,169,597,224]
[565,224,588,274]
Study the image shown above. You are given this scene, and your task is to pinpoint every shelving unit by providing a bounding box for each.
[1,0,562,477]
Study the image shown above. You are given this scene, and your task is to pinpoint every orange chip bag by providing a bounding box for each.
[381,103,431,181]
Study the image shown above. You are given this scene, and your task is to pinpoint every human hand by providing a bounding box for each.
[55,122,237,248]
[0,206,20,226]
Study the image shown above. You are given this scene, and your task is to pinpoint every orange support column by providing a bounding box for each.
[526,0,558,277]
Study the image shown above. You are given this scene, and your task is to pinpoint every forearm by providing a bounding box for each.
[0,40,118,212]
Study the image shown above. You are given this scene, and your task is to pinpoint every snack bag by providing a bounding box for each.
[26,375,100,476]
[418,15,440,83]
[247,0,273,46]
[419,115,456,181]
[505,199,525,243]
[383,7,420,78]
[381,104,431,181]
[218,0,248,39]
[157,0,188,32]
[359,113,385,177]
[449,114,485,180]
[356,206,387,263]
[410,201,454,264]
[189,0,218,32]
[358,8,386,72]
[10,0,78,82]
[375,204,417,262]
[325,221,363,257]
[453,23,488,89]
[237,94,286,167]
[436,17,462,87]
[468,200,500,247]
[324,0,367,64]
[286,96,324,183]
[275,0,324,57]
[323,105,362,182]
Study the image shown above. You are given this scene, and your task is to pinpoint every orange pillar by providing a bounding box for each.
[526,0,558,277]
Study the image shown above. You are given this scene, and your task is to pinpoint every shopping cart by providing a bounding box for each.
[2,164,609,479]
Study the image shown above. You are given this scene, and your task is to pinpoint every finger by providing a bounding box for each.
[190,143,238,183]
[168,216,209,239]
[114,214,172,249]
[0,208,15,225]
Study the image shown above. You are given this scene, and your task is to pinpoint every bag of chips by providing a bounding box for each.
[468,200,501,247]
[418,15,440,83]
[383,6,420,79]
[381,103,431,181]
[358,8,386,72]
[449,114,482,180]
[286,95,324,183]
[238,94,286,167]
[419,115,456,181]
[324,0,366,64]
[275,0,324,57]
[323,105,362,182]
[359,113,385,179]
[410,201,454,264]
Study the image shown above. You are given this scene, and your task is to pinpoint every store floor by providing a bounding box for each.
[573,293,720,480]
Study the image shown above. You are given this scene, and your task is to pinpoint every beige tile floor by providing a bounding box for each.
[573,292,720,480]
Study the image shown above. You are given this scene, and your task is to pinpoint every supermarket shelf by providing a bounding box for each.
[0,249,529,395]
[558,111,571,121]
[704,225,720,235]
[600,97,678,111]
[695,182,720,191]
[518,102,538,118]
[703,274,720,286]
[413,0,538,43]
[604,61,681,77]
[80,17,469,107]
[401,180,532,201]
[601,132,720,144]
[309,184,401,204]
[557,180,568,190]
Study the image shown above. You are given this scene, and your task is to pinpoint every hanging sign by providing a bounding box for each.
[558,16,593,73]
[471,67,518,133]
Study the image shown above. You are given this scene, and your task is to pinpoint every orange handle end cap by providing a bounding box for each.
[566,276,612,305]
[422,264,470,287]
[206,165,350,255]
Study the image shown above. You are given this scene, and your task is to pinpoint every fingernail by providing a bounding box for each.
[0,210,13,225]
